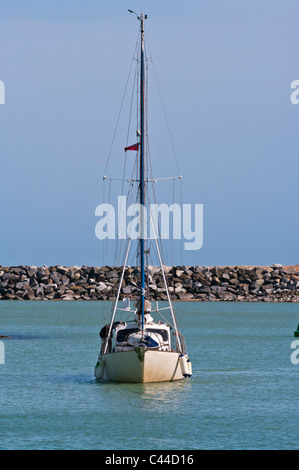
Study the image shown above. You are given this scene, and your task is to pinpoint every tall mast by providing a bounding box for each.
[139,13,146,330]
[128,10,147,330]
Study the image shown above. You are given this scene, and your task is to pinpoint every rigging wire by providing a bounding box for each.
[101,23,183,318]
[114,59,139,267]
[103,32,140,177]
[143,40,169,271]
[144,34,183,269]
[144,31,182,177]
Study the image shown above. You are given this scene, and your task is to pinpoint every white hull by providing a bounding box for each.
[95,349,186,383]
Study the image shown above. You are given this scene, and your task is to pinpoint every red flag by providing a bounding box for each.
[124,143,139,152]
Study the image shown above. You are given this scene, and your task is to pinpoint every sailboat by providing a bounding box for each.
[95,12,192,383]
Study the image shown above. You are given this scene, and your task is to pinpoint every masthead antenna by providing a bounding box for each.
[128,9,139,18]
[128,9,147,20]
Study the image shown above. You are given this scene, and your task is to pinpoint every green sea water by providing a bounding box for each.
[0,300,298,450]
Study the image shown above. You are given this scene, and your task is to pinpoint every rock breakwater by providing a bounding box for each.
[0,264,298,302]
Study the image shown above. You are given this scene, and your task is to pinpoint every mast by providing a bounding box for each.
[139,13,146,331]
[128,10,147,331]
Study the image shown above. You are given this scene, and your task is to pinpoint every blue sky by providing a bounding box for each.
[0,0,298,267]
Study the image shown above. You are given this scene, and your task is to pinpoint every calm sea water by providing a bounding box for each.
[0,300,298,450]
